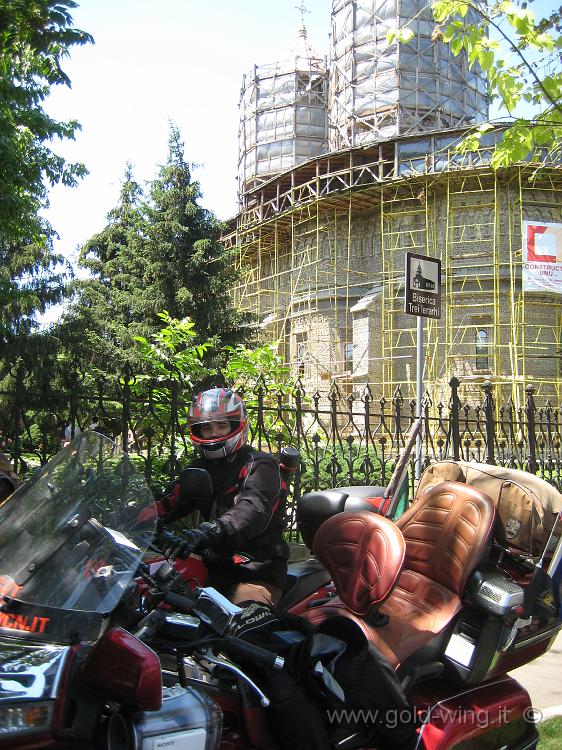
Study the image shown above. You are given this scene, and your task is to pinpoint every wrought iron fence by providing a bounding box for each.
[1,370,561,540]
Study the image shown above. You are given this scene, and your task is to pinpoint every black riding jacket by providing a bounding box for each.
[159,445,289,589]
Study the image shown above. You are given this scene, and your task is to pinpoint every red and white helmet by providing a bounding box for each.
[187,388,248,460]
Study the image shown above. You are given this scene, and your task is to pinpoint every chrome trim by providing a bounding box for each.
[546,530,562,576]
[0,640,69,703]
[197,648,270,707]
[512,623,562,650]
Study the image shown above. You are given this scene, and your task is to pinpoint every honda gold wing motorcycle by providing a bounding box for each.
[143,417,562,749]
[293,449,562,749]
[0,432,222,749]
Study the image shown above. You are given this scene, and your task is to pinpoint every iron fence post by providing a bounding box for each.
[68,368,80,441]
[525,384,538,474]
[256,380,265,450]
[294,381,305,447]
[169,380,178,478]
[449,376,460,461]
[422,392,431,472]
[393,387,404,450]
[13,363,25,475]
[121,366,131,453]
[482,380,496,466]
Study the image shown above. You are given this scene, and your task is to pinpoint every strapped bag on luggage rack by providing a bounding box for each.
[417,460,562,559]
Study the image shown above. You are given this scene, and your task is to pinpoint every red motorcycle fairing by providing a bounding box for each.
[80,626,162,711]
[410,675,538,750]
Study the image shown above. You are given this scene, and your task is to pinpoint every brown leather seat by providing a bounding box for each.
[305,481,496,671]
[306,510,407,665]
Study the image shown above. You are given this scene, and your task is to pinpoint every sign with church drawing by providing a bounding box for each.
[522,221,562,295]
[405,252,442,319]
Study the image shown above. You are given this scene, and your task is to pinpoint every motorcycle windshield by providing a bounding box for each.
[0,432,157,641]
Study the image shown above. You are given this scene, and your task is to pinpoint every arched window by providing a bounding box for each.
[295,332,307,378]
[475,329,489,370]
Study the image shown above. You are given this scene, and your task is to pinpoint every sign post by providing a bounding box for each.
[405,252,442,479]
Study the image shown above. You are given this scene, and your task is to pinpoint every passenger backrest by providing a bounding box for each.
[396,481,496,595]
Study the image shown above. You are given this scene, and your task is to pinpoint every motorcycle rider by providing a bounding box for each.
[156,388,289,607]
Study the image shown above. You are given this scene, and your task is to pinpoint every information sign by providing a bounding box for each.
[405,253,442,319]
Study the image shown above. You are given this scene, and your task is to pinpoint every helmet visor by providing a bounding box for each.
[188,389,246,426]
[190,419,244,444]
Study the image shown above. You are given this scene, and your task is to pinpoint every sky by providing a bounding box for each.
[44,0,331,270]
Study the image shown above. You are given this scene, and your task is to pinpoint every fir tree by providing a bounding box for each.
[60,164,152,372]
[144,124,250,351]
[62,128,250,377]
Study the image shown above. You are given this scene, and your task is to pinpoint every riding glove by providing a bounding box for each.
[161,521,224,559]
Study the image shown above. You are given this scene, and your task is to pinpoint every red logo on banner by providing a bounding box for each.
[527,224,557,263]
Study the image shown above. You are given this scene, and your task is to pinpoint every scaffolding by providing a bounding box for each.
[226,130,562,404]
[329,0,489,149]
[238,23,328,197]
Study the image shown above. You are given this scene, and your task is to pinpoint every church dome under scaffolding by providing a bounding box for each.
[237,22,328,198]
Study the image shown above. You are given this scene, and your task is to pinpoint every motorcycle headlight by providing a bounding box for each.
[0,701,53,737]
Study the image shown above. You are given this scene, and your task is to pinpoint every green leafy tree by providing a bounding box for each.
[0,235,69,347]
[222,343,294,396]
[390,0,562,166]
[221,342,296,448]
[133,311,215,387]
[0,0,91,345]
[144,124,251,355]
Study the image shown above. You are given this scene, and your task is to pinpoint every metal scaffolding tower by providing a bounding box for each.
[226,133,562,403]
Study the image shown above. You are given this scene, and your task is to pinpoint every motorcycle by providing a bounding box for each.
[154,415,562,749]
[0,432,369,750]
[2,430,560,749]
[293,445,562,748]
[0,432,224,749]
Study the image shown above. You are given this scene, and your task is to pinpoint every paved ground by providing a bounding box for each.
[510,630,562,717]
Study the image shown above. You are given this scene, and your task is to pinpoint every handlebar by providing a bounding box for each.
[163,590,196,614]
[153,529,185,557]
[140,551,284,673]
[155,592,283,671]
[224,634,284,670]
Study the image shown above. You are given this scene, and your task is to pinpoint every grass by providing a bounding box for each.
[538,716,562,749]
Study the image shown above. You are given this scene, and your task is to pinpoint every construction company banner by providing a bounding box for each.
[522,221,562,295]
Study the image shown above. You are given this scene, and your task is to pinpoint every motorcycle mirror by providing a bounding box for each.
[153,561,176,584]
[178,467,213,499]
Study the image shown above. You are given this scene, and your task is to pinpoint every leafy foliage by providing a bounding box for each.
[0,0,91,345]
[391,0,562,166]
[222,343,293,397]
[0,235,69,347]
[133,311,215,386]
[0,0,92,242]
